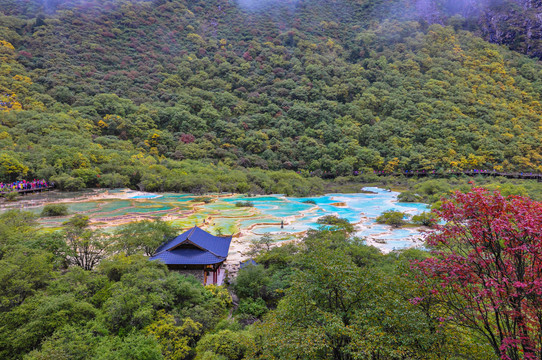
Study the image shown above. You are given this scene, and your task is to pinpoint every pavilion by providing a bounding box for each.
[150,226,232,285]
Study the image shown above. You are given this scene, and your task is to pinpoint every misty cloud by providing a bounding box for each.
[235,0,300,11]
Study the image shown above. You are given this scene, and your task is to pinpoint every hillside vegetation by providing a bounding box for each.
[1,0,542,190]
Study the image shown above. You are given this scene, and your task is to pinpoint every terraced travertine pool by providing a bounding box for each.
[4,187,429,253]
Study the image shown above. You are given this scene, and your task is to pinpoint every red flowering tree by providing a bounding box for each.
[413,188,542,360]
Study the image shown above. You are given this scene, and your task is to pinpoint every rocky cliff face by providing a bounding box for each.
[406,0,542,59]
[477,0,542,58]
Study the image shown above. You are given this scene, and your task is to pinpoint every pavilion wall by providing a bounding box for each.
[167,263,225,285]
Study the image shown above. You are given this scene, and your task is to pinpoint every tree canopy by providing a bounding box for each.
[1,0,542,191]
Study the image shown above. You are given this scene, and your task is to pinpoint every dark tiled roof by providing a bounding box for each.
[151,248,224,265]
[150,226,232,266]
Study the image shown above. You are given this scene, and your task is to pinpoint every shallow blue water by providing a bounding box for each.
[22,187,429,252]
[376,239,415,252]
[246,187,429,251]
[130,193,162,199]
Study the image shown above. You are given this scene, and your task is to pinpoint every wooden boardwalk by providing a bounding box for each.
[373,171,542,182]
[0,186,54,195]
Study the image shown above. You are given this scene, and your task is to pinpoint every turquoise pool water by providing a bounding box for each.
[131,194,163,199]
[87,200,133,214]
[101,205,175,217]
[11,187,429,252]
[247,187,429,251]
[239,218,279,227]
[67,202,102,213]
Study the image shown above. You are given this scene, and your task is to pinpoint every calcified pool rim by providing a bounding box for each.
[4,187,429,253]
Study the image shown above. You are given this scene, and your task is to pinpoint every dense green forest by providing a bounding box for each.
[1,0,542,193]
[3,187,542,359]
[0,206,499,359]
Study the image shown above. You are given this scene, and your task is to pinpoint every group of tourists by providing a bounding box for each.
[0,179,50,193]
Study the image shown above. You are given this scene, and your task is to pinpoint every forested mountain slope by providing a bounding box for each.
[1,0,542,190]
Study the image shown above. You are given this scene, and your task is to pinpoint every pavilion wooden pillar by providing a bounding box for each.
[204,265,213,285]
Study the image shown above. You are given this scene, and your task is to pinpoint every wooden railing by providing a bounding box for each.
[0,185,54,194]
[368,170,542,182]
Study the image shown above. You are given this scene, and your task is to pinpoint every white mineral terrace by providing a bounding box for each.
[1,187,430,274]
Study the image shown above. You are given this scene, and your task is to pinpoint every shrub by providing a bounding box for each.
[98,173,129,188]
[235,201,253,207]
[412,179,451,203]
[195,330,250,360]
[376,210,407,228]
[192,196,212,203]
[51,174,85,191]
[41,204,69,217]
[317,215,354,233]
[3,191,19,201]
[236,297,268,318]
[71,168,99,187]
[411,211,438,227]
[397,191,423,202]
[302,199,316,204]
[233,264,269,300]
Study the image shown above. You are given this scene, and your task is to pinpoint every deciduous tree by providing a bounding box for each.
[64,215,110,271]
[414,189,542,359]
